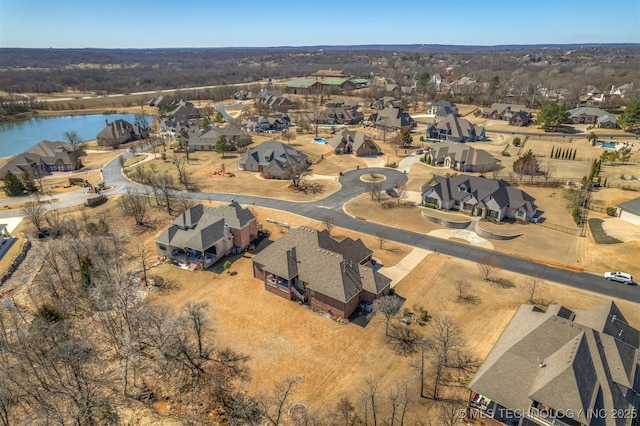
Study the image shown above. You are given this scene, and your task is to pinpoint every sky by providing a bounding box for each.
[0,0,639,49]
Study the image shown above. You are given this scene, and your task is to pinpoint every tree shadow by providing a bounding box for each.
[491,277,515,289]
[456,295,481,305]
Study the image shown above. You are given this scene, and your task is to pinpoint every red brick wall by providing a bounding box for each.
[311,291,360,319]
[230,220,258,250]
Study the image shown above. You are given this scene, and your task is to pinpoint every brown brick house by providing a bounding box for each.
[252,227,391,319]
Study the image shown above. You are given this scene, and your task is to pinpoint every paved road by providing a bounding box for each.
[98,151,640,304]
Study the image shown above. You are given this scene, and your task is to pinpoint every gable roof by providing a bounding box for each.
[568,107,618,124]
[429,114,485,141]
[155,203,256,252]
[429,143,498,168]
[238,141,308,168]
[469,302,639,425]
[326,129,380,152]
[618,196,640,215]
[0,140,81,179]
[369,107,415,129]
[423,174,536,213]
[252,227,390,303]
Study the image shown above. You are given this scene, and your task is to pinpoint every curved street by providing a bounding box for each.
[0,149,636,303]
[98,150,640,304]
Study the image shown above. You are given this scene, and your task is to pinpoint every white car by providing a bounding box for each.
[604,272,633,284]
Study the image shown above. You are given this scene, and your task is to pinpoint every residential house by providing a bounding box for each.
[610,83,634,98]
[430,73,443,85]
[237,141,309,178]
[176,125,250,151]
[482,103,531,123]
[97,119,149,147]
[242,113,291,133]
[372,97,402,110]
[257,94,295,111]
[427,100,459,118]
[384,83,416,97]
[252,227,392,319]
[567,107,618,129]
[155,202,258,270]
[349,78,370,89]
[425,143,500,173]
[317,105,364,125]
[422,174,537,222]
[325,98,359,110]
[0,140,84,180]
[326,129,381,157]
[168,100,201,120]
[426,114,486,142]
[468,301,639,426]
[449,77,481,97]
[617,196,640,226]
[369,107,416,131]
[233,90,252,100]
[509,111,531,127]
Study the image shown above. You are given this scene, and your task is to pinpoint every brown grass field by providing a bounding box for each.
[1,96,640,420]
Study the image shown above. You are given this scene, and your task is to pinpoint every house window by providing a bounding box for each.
[159,244,167,251]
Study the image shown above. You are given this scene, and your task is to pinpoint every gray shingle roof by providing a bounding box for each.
[252,227,390,303]
[469,302,639,425]
[155,203,255,252]
[618,196,640,215]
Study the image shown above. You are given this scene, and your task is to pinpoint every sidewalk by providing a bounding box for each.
[379,247,431,288]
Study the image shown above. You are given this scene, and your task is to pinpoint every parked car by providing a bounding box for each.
[415,149,424,155]
[386,187,398,198]
[604,271,633,284]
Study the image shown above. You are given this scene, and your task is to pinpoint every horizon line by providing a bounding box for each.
[1,42,639,50]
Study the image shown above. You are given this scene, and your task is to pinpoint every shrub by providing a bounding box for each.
[512,137,522,147]
[572,207,582,225]
[419,136,424,141]
[606,207,618,217]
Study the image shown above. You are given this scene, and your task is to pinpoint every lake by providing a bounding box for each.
[0,114,154,158]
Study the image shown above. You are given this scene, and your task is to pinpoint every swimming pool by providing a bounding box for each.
[602,142,616,149]
[313,137,326,144]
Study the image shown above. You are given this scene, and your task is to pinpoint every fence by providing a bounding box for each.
[536,221,578,235]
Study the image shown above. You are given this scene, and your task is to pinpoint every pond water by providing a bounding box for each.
[0,113,154,158]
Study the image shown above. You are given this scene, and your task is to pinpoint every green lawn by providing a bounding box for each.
[588,218,622,244]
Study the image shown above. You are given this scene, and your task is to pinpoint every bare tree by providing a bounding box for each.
[454,279,471,302]
[174,155,191,189]
[119,189,149,227]
[261,376,303,426]
[367,181,383,204]
[371,295,403,336]
[376,229,389,250]
[322,214,336,235]
[422,317,477,401]
[155,172,176,214]
[477,255,500,281]
[22,195,46,233]
[137,244,153,287]
[63,130,85,153]
[526,274,545,304]
[394,180,407,206]
[282,161,311,189]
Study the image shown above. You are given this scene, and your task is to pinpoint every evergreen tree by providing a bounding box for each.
[534,102,569,131]
[21,171,38,193]
[617,100,640,132]
[3,171,25,196]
